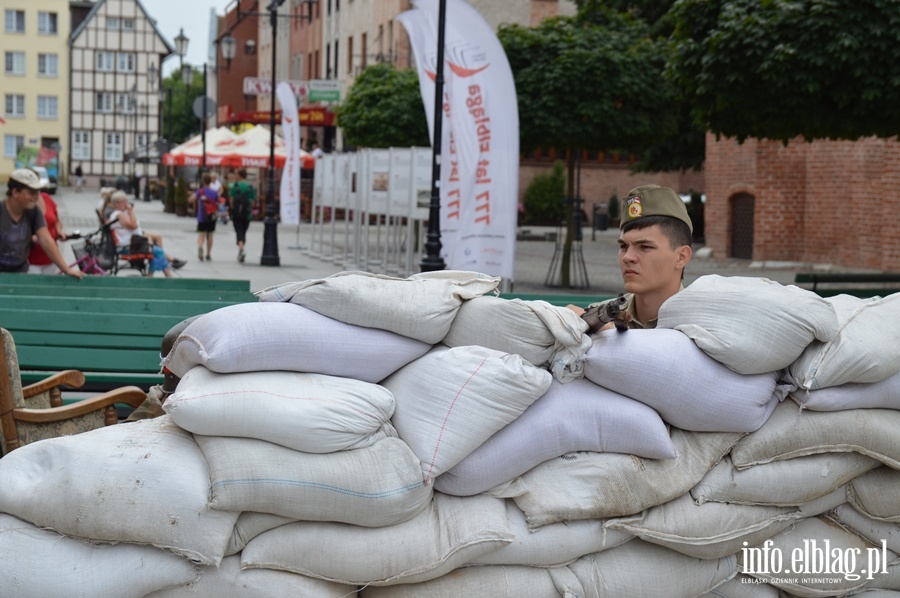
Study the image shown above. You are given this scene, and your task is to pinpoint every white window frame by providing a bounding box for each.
[38,11,57,34]
[107,17,119,29]
[4,10,24,33]
[38,53,58,77]
[105,132,123,161]
[95,92,114,113]
[37,95,58,119]
[72,131,91,160]
[117,52,135,72]
[96,51,114,72]
[116,93,135,114]
[4,94,25,118]
[4,134,24,158]
[4,51,25,75]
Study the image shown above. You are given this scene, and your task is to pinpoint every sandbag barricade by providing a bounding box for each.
[1,272,898,597]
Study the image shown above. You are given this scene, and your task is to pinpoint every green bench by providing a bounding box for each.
[498,292,614,307]
[794,273,900,298]
[0,275,257,392]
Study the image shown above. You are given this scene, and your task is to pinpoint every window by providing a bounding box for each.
[4,10,24,33]
[136,133,149,148]
[105,132,123,161]
[4,51,25,75]
[96,51,114,72]
[334,41,339,78]
[95,92,114,113]
[117,52,135,72]
[116,93,135,114]
[361,32,367,69]
[72,131,91,160]
[37,96,57,119]
[4,94,25,118]
[122,18,135,30]
[4,135,24,158]
[38,12,57,34]
[347,36,353,74]
[107,17,119,29]
[38,53,58,76]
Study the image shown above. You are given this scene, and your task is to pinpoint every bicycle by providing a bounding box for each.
[65,226,118,275]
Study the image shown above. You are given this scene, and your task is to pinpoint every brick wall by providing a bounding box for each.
[705,133,900,270]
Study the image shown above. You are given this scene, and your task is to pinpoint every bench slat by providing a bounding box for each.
[0,295,242,317]
[1,307,184,336]
[16,345,161,373]
[0,274,252,291]
[0,284,256,302]
[498,293,613,307]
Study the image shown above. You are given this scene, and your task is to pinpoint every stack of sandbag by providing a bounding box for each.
[0,271,898,598]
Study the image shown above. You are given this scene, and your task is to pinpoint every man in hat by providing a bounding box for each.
[1,168,83,278]
[572,184,693,330]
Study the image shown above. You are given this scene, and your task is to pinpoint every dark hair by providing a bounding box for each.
[202,172,212,185]
[622,215,692,250]
[237,168,248,179]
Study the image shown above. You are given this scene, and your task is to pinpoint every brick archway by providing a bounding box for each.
[730,193,755,259]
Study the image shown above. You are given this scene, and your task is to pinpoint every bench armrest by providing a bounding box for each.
[13,386,147,424]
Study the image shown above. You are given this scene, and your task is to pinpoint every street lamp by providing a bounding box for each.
[145,62,160,202]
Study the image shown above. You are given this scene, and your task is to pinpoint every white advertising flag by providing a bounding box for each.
[277,82,301,225]
[398,0,519,281]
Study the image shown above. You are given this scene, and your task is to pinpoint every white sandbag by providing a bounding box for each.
[0,513,198,598]
[225,512,296,556]
[442,296,591,381]
[741,516,898,597]
[358,565,584,598]
[696,574,782,598]
[792,372,900,412]
[504,429,741,527]
[146,555,356,598]
[257,270,500,343]
[161,302,431,382]
[569,540,738,598]
[789,293,900,390]
[731,400,900,470]
[0,416,238,565]
[606,493,804,559]
[164,367,396,452]
[470,500,633,567]
[584,328,784,432]
[383,345,552,481]
[657,275,838,375]
[195,435,432,527]
[691,453,881,506]
[435,377,675,497]
[242,493,512,586]
[868,562,900,592]
[831,504,900,554]
[849,467,900,522]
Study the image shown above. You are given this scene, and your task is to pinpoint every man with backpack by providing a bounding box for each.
[192,172,220,261]
[228,168,256,263]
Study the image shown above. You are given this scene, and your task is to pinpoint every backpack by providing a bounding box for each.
[231,183,253,220]
[199,189,218,221]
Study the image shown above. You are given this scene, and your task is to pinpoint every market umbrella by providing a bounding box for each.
[161,127,240,167]
[220,125,315,170]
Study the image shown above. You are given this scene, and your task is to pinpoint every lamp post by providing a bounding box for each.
[146,62,159,202]
[260,0,287,266]
[128,84,138,199]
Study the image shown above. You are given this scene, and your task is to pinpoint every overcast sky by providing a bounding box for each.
[143,0,233,75]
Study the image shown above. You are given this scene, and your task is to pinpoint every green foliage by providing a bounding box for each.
[521,161,566,225]
[162,67,207,145]
[174,175,188,207]
[165,175,175,210]
[668,0,900,142]
[607,190,620,220]
[335,64,430,148]
[574,0,678,37]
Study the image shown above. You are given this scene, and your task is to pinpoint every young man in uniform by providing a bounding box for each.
[572,184,693,330]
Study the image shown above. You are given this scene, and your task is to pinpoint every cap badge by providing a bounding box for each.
[626,196,642,219]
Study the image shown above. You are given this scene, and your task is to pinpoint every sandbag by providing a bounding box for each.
[196,435,432,527]
[225,512,295,557]
[470,500,633,567]
[358,565,584,598]
[164,367,397,452]
[848,467,900,522]
[789,292,900,390]
[503,429,742,527]
[696,574,782,598]
[792,372,900,412]
[442,296,591,381]
[731,400,900,470]
[657,275,838,375]
[435,377,675,497]
[161,302,431,382]
[0,416,238,565]
[691,453,880,507]
[831,504,900,554]
[241,493,512,586]
[383,345,552,481]
[0,513,198,598]
[146,555,356,598]
[569,540,738,598]
[584,328,784,432]
[257,270,500,343]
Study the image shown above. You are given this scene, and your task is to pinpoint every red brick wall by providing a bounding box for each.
[705,133,900,270]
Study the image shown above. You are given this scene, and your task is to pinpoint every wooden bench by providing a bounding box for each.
[0,275,257,392]
[794,273,900,298]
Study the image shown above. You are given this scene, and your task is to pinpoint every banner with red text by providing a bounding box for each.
[277,82,301,226]
[397,0,519,281]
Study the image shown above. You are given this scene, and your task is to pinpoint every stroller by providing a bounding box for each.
[69,221,151,276]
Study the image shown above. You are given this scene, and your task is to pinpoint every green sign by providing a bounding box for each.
[308,80,341,103]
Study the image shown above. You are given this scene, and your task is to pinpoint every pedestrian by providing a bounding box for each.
[74,163,84,193]
[191,172,219,261]
[107,191,185,275]
[228,168,256,263]
[1,168,82,278]
[209,172,228,224]
[28,189,67,274]
[570,184,693,331]
[310,142,324,158]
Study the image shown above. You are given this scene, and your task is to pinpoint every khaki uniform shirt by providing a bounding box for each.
[587,285,685,330]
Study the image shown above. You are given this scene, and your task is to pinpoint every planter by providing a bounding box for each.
[175,204,188,217]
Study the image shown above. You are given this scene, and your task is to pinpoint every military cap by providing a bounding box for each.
[620,184,693,234]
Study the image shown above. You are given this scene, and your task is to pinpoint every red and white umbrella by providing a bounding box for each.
[161,127,239,166]
[220,125,315,170]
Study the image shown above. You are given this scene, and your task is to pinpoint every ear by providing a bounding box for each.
[675,245,692,271]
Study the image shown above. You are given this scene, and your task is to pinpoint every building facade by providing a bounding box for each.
[2,1,70,184]
[69,0,172,186]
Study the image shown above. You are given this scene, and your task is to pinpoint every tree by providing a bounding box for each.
[161,67,206,146]
[668,0,900,142]
[335,64,430,148]
[498,16,678,286]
